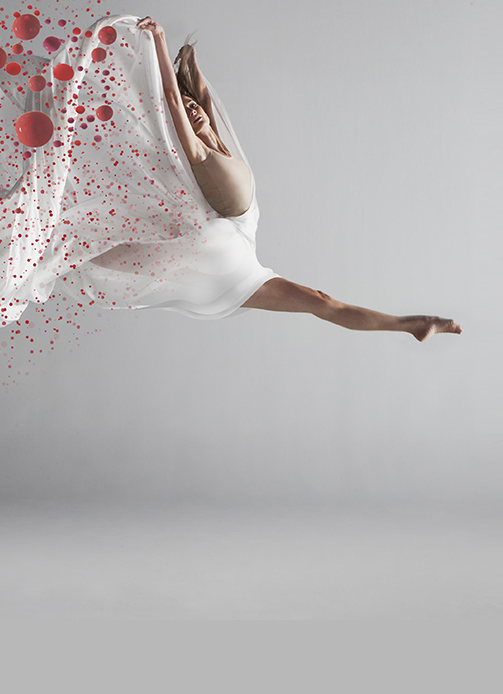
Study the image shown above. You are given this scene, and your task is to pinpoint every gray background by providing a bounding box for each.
[1,0,502,619]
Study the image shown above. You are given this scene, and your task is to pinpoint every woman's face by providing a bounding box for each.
[182,95,208,134]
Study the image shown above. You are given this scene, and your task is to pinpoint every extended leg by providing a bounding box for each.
[241,278,462,341]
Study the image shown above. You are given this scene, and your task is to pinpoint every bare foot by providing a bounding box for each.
[405,316,463,342]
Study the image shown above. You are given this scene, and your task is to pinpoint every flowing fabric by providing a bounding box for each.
[0,14,279,328]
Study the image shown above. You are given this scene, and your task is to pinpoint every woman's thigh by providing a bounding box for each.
[241,277,328,314]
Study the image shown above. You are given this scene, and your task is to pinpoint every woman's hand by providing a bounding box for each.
[137,16,165,38]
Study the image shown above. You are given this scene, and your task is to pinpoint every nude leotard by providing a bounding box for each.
[191,149,252,218]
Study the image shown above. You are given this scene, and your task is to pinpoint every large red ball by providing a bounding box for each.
[96,105,113,122]
[0,48,7,69]
[53,63,74,81]
[12,14,41,41]
[98,26,117,45]
[91,47,107,62]
[15,111,54,148]
[28,75,46,92]
[6,62,21,76]
[43,36,64,53]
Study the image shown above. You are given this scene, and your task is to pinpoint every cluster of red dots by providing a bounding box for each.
[1,2,212,389]
[3,10,117,148]
[1,295,104,388]
[1,2,116,386]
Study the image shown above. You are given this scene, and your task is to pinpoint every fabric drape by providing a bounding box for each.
[0,14,279,327]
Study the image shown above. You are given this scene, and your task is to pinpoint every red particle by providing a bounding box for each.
[85,30,93,38]
[15,111,54,148]
[43,36,64,53]
[53,63,74,81]
[12,13,41,40]
[96,105,113,121]
[73,27,81,35]
[12,43,23,55]
[91,47,106,62]
[28,75,46,92]
[76,105,85,114]
[0,48,6,69]
[98,26,117,45]
[6,62,21,76]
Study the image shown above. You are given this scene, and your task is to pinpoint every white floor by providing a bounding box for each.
[0,500,502,619]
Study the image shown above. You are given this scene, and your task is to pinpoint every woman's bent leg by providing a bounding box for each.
[241,278,462,341]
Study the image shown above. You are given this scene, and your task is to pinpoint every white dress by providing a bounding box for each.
[0,14,280,328]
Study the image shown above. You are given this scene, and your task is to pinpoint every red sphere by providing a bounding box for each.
[91,47,107,62]
[12,43,23,55]
[15,111,54,148]
[0,48,6,69]
[28,75,46,92]
[96,105,113,122]
[98,26,117,45]
[6,62,21,76]
[43,36,64,53]
[12,14,41,41]
[53,63,74,81]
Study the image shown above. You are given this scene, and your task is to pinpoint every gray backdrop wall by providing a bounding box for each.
[1,0,501,505]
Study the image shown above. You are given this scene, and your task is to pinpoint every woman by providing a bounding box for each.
[0,14,461,341]
[137,17,462,341]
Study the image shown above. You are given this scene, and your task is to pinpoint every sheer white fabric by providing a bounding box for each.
[0,14,279,327]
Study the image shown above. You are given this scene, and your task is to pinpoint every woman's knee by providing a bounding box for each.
[313,291,346,320]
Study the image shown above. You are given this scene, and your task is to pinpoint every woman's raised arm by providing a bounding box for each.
[137,17,179,97]
[137,17,206,164]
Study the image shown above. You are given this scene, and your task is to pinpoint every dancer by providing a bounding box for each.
[0,14,462,341]
[137,17,462,342]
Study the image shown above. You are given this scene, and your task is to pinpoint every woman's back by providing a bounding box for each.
[191,149,252,218]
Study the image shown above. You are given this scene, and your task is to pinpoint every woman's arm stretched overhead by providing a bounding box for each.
[137,18,178,94]
[137,17,206,163]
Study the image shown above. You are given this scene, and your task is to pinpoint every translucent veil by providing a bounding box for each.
[0,14,279,328]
